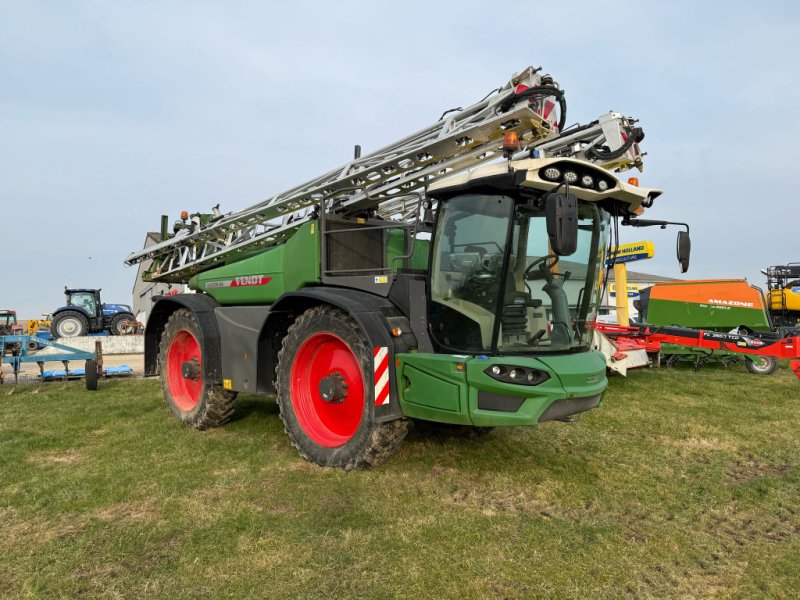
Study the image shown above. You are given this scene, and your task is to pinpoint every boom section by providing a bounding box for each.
[126,66,563,283]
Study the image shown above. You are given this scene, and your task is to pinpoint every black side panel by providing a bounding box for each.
[215,306,271,394]
[267,287,415,423]
[144,294,222,385]
[388,271,434,352]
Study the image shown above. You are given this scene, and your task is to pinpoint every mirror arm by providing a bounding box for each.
[622,217,690,235]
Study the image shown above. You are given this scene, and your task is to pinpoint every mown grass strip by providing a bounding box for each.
[0,365,798,598]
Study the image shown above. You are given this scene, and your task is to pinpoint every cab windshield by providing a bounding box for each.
[69,292,97,315]
[429,193,610,354]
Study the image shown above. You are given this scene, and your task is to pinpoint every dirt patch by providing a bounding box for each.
[660,436,735,457]
[444,480,589,520]
[0,507,89,548]
[94,499,161,525]
[28,449,84,467]
[725,459,790,484]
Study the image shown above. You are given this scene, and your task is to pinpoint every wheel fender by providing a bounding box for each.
[52,306,90,319]
[145,294,223,384]
[266,288,414,423]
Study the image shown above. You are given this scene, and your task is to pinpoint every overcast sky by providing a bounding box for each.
[2,0,799,318]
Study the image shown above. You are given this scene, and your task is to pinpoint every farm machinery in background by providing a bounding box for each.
[126,63,690,468]
[1,310,24,354]
[594,278,800,378]
[763,263,800,328]
[2,305,135,388]
[26,314,52,337]
[50,288,137,339]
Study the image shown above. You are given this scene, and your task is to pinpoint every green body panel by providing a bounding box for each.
[189,222,321,305]
[396,350,607,427]
[385,230,430,272]
[647,298,771,331]
[399,354,471,424]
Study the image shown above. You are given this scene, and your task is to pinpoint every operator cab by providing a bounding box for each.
[67,290,99,317]
[428,189,607,355]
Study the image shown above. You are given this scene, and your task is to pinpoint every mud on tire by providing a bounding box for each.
[276,305,409,469]
[160,309,237,429]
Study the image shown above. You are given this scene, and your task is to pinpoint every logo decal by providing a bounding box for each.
[206,275,273,289]
[707,298,754,307]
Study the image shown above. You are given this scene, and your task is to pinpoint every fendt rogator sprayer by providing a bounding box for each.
[126,65,682,468]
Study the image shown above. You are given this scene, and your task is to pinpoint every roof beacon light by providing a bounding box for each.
[180,211,189,221]
[502,131,520,158]
[628,177,639,187]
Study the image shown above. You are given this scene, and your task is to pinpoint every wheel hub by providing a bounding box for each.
[318,371,348,403]
[289,332,365,447]
[181,358,201,380]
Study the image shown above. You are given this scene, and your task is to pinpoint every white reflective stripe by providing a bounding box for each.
[373,346,390,405]
[373,346,388,370]
[374,369,389,396]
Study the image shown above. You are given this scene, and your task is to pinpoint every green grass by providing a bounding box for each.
[1,364,798,599]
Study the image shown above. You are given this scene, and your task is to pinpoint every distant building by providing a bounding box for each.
[131,232,188,326]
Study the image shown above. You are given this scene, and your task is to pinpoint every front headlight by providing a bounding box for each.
[484,365,549,386]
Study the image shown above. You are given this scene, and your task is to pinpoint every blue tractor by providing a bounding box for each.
[50,288,137,339]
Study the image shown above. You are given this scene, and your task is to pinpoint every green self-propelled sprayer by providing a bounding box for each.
[125,64,688,468]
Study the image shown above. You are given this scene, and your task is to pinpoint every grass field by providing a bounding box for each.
[1,364,798,599]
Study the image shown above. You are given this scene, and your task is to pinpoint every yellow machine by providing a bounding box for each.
[26,314,52,336]
[764,264,800,327]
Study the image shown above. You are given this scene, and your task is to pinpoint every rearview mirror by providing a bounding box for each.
[677,230,691,273]
[546,192,578,256]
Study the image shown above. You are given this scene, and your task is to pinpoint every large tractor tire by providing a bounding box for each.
[159,309,237,429]
[276,306,409,469]
[110,313,137,335]
[745,355,778,375]
[51,311,88,339]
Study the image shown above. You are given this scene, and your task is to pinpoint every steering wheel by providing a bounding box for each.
[524,254,560,281]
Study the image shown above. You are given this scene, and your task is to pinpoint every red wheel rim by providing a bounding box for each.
[290,333,364,448]
[166,329,202,411]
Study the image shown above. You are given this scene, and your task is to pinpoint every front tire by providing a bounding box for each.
[51,311,88,339]
[276,306,408,469]
[745,355,777,375]
[159,309,237,429]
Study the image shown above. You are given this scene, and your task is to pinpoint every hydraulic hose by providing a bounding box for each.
[588,126,644,161]
[498,85,567,133]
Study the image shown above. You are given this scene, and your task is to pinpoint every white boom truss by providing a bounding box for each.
[126,66,644,283]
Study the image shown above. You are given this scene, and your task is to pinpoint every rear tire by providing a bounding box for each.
[51,311,88,339]
[276,305,408,469]
[110,313,136,336]
[159,309,237,429]
[745,355,777,375]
